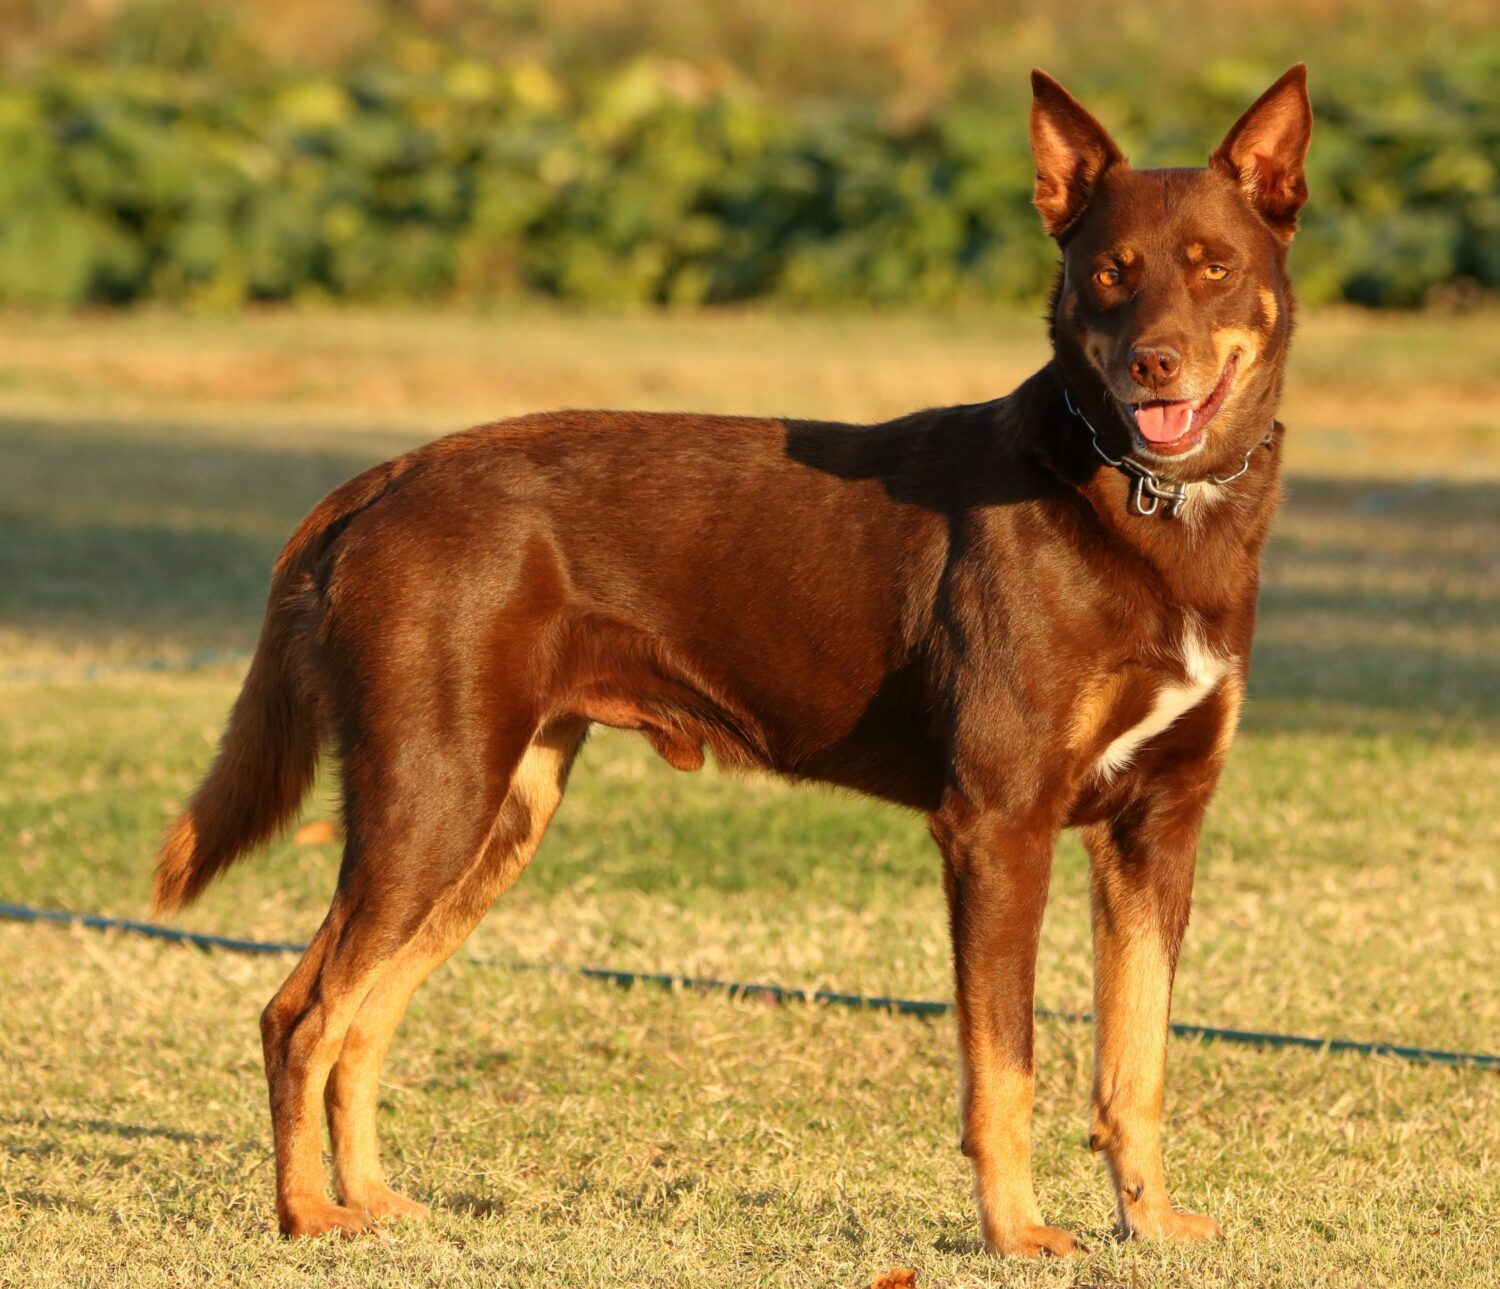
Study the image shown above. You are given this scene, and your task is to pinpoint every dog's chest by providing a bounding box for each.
[1092,629,1229,779]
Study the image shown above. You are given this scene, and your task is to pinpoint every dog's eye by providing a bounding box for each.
[1204,264,1231,281]
[1095,268,1121,288]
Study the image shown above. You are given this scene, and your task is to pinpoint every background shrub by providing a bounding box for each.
[0,2,1492,310]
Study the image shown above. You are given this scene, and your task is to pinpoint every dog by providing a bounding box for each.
[153,65,1312,1255]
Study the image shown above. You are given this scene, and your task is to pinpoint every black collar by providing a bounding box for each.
[1062,386,1274,519]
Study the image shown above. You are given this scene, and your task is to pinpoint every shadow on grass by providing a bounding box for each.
[2,413,1494,733]
[0,418,400,650]
[0,1113,224,1145]
[1280,475,1500,525]
[0,512,283,644]
[1246,642,1498,733]
[442,1193,505,1217]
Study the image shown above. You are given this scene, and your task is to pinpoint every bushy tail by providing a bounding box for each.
[152,460,401,913]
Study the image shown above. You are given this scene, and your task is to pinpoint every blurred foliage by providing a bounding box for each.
[0,1,1493,309]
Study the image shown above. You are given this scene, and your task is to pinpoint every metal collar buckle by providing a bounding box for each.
[1062,386,1272,520]
[1117,456,1189,518]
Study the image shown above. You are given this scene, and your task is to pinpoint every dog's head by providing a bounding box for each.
[1034,66,1312,477]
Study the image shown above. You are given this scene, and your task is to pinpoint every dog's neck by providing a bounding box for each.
[1019,363,1285,609]
[1062,379,1277,521]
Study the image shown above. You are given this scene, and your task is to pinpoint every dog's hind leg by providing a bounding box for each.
[323,717,587,1224]
[260,715,586,1239]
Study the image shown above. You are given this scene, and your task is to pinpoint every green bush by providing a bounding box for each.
[0,49,1494,310]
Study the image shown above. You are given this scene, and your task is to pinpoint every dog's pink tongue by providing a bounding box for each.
[1134,401,1194,444]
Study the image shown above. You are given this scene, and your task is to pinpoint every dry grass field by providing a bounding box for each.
[1,305,1497,1286]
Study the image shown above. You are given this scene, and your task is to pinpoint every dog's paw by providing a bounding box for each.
[1123,1206,1222,1243]
[347,1183,432,1224]
[986,1223,1087,1258]
[279,1198,379,1239]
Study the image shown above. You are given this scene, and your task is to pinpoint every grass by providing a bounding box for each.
[1,304,1497,1286]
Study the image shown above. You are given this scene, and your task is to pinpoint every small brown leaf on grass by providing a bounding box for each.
[293,820,340,846]
[867,1271,917,1289]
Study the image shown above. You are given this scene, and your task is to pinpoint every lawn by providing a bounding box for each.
[1,305,1496,1287]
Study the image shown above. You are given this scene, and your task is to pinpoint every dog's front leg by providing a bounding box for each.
[1083,792,1224,1244]
[931,795,1080,1257]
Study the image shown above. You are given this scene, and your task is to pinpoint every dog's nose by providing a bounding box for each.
[1129,344,1181,388]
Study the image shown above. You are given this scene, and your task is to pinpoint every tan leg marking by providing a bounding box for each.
[962,1062,1080,1257]
[1068,672,1126,758]
[939,810,1082,1259]
[1088,827,1221,1244]
[261,921,379,1239]
[1214,674,1245,764]
[264,720,584,1238]
[323,722,583,1225]
[323,957,435,1224]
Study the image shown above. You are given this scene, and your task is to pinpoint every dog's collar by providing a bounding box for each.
[1063,387,1274,519]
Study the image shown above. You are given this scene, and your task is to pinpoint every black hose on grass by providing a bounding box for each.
[2,901,1495,1072]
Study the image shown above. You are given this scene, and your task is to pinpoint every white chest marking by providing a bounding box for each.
[1094,630,1229,779]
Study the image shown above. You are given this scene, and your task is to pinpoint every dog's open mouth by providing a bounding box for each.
[1124,353,1238,457]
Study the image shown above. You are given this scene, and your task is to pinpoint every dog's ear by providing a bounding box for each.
[1211,64,1313,240]
[1029,70,1126,239]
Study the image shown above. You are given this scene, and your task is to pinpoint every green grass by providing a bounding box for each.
[1,306,1497,1286]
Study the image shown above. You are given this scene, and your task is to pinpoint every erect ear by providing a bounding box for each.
[1210,64,1313,240]
[1029,69,1126,239]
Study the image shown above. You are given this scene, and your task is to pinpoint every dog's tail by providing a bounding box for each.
[152,460,403,913]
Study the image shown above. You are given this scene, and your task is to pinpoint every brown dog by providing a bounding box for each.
[154,66,1312,1255]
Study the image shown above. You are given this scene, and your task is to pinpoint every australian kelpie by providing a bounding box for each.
[154,65,1312,1255]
